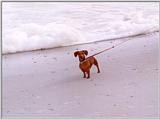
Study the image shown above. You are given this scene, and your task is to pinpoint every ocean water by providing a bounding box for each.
[2,2,159,54]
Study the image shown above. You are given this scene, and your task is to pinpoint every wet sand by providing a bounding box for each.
[2,32,159,117]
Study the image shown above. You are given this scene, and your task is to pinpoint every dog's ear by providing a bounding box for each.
[74,51,79,57]
[82,50,88,56]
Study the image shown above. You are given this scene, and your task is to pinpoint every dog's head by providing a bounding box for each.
[74,50,88,62]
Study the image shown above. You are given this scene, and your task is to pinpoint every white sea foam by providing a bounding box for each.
[3,23,86,53]
[2,2,159,54]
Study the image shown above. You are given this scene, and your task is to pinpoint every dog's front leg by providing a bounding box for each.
[83,72,86,78]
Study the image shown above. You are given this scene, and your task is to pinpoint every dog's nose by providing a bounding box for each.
[80,56,85,60]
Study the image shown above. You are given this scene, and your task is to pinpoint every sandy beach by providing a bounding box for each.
[2,32,159,117]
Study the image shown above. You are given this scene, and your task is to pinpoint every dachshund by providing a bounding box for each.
[74,50,100,79]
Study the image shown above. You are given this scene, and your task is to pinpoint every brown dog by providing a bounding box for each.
[74,50,100,79]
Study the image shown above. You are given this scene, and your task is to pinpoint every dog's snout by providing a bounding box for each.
[80,55,83,59]
[78,55,85,62]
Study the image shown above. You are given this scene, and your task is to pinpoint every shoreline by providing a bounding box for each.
[2,31,159,55]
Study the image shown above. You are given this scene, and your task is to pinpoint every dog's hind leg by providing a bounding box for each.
[94,59,100,73]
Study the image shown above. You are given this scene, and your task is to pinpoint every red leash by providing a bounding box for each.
[87,38,131,59]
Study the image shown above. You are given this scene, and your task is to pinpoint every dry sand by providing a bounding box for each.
[2,32,159,117]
